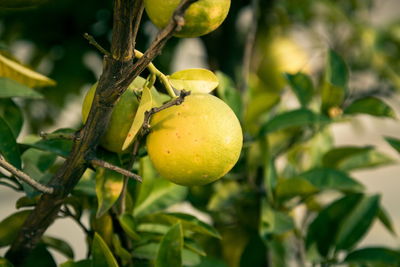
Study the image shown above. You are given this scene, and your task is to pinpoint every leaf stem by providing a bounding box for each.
[134,49,177,98]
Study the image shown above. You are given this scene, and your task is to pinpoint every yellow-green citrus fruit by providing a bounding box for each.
[257,36,310,91]
[144,0,231,38]
[146,93,243,186]
[82,77,147,153]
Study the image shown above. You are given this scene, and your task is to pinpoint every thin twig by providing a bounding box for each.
[240,0,260,93]
[40,131,76,141]
[131,0,145,50]
[83,33,111,57]
[90,158,142,182]
[118,140,140,214]
[141,90,191,135]
[60,206,91,235]
[0,156,54,194]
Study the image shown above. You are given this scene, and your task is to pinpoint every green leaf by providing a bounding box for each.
[118,213,141,240]
[326,50,349,89]
[0,257,13,267]
[122,86,153,150]
[378,207,396,235]
[155,223,183,267]
[284,72,314,107]
[184,239,206,257]
[169,68,219,94]
[182,249,201,266]
[216,71,242,118]
[264,157,277,204]
[335,194,380,251]
[22,148,57,172]
[260,200,295,237]
[192,257,228,267]
[322,146,393,171]
[133,243,200,266]
[112,235,132,265]
[23,243,57,267]
[321,50,349,114]
[19,149,57,197]
[306,194,380,257]
[323,146,371,168]
[22,128,74,158]
[136,223,171,235]
[0,99,23,138]
[92,233,119,267]
[132,243,159,260]
[16,195,40,209]
[306,194,363,257]
[60,260,92,267]
[42,236,74,259]
[138,212,221,239]
[0,116,21,168]
[0,53,55,88]
[298,168,364,193]
[259,109,329,137]
[240,233,268,267]
[344,97,395,118]
[207,180,241,212]
[95,156,124,218]
[275,177,319,201]
[344,247,400,265]
[385,136,400,154]
[0,210,31,247]
[0,77,43,99]
[134,156,187,217]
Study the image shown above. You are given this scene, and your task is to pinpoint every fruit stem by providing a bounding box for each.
[134,49,177,98]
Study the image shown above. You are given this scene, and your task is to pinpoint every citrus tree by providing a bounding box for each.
[1,0,400,266]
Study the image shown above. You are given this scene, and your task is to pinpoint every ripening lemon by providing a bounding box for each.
[144,0,231,38]
[146,93,242,186]
[82,77,154,153]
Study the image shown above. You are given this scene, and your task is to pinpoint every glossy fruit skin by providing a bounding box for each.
[82,78,146,153]
[146,93,243,186]
[144,0,231,38]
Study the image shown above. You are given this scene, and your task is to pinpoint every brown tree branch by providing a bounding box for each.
[90,158,142,182]
[6,0,198,264]
[0,156,54,194]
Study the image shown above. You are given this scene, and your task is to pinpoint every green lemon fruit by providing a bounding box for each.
[144,0,231,38]
[146,93,243,186]
[82,77,159,153]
